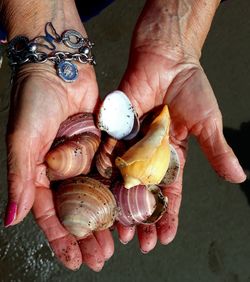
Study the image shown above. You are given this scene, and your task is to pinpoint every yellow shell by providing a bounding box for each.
[115,105,171,189]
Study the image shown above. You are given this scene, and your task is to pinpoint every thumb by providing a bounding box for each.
[5,132,38,227]
[118,66,156,118]
[192,116,246,183]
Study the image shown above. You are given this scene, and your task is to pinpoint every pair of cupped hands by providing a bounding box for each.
[5,23,246,271]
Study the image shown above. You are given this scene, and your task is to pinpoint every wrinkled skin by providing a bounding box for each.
[7,64,114,271]
[114,45,246,252]
[7,41,246,273]
[6,10,246,274]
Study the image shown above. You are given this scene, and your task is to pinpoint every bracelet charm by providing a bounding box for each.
[57,61,78,82]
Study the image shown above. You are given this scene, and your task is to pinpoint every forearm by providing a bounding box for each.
[1,0,86,40]
[133,0,221,59]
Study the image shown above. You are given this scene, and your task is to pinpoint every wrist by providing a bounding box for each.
[1,0,86,40]
[132,0,220,61]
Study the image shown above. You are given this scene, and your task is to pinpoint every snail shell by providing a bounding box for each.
[95,136,126,179]
[45,113,101,180]
[113,183,167,226]
[97,91,140,140]
[55,176,117,239]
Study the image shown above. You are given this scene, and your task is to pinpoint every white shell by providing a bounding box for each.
[97,91,139,140]
[160,144,180,186]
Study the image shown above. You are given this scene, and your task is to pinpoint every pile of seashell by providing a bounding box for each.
[45,91,180,239]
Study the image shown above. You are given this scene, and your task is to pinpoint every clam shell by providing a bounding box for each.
[97,90,140,140]
[46,132,100,180]
[56,113,101,139]
[46,113,101,180]
[160,144,180,186]
[55,176,117,239]
[112,183,167,226]
[95,136,126,179]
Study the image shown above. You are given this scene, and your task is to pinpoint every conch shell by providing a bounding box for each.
[113,183,167,226]
[54,176,117,238]
[115,105,171,189]
[45,113,101,180]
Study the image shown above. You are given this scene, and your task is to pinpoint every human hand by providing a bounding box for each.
[115,0,246,252]
[3,0,114,271]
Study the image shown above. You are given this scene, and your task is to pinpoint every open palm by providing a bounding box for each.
[115,48,246,251]
[6,64,113,271]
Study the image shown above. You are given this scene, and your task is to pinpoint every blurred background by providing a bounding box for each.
[0,0,250,281]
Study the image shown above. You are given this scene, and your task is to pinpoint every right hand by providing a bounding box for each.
[5,62,114,271]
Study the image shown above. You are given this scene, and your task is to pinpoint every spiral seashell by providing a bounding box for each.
[97,91,140,140]
[45,113,101,180]
[112,183,167,226]
[115,105,171,188]
[140,110,180,186]
[95,136,126,179]
[54,176,117,239]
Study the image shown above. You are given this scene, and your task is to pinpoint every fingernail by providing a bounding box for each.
[119,239,128,245]
[4,202,17,227]
[140,249,148,254]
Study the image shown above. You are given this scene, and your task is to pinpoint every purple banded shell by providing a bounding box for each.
[56,113,101,139]
[95,136,126,179]
[97,91,140,140]
[160,144,180,186]
[112,183,167,226]
[45,113,101,180]
[55,176,117,239]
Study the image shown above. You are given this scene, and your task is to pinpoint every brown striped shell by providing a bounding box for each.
[45,113,101,180]
[55,176,117,239]
[95,136,126,179]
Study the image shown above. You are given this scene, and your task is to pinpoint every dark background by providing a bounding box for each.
[0,0,250,281]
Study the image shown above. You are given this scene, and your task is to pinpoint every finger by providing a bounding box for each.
[5,133,38,226]
[157,192,180,245]
[33,185,82,271]
[116,222,136,244]
[137,224,157,253]
[119,55,166,118]
[78,234,105,272]
[156,145,185,245]
[192,117,246,183]
[94,229,114,261]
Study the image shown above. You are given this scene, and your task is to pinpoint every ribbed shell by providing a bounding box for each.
[112,183,167,226]
[46,133,100,180]
[95,137,126,179]
[55,176,117,239]
[56,113,101,139]
[45,113,101,180]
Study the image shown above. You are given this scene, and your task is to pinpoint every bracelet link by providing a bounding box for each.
[6,22,96,83]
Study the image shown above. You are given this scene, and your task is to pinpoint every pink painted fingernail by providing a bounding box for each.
[4,202,17,227]
[140,249,148,254]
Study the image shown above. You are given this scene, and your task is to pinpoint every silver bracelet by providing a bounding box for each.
[6,22,96,83]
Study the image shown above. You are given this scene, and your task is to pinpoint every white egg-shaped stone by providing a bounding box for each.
[97,90,139,140]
